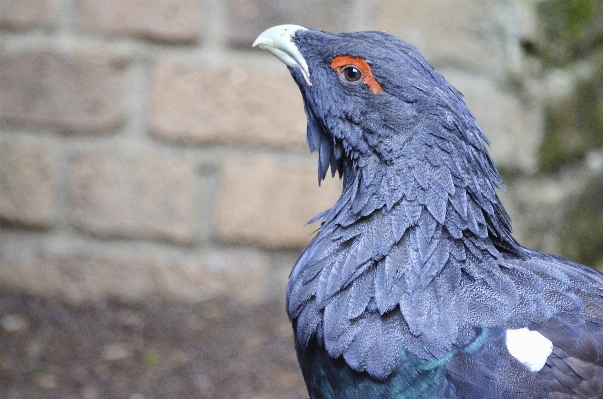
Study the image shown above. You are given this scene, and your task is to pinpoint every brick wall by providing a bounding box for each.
[0,0,547,303]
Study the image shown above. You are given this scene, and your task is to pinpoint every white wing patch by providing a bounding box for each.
[505,328,553,372]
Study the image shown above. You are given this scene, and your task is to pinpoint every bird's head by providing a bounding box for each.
[254,25,498,188]
[255,25,513,244]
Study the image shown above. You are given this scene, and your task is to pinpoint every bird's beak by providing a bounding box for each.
[253,24,312,87]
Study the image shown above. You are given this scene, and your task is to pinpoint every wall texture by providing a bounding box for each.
[0,0,601,304]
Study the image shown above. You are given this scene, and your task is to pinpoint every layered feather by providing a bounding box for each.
[276,28,603,398]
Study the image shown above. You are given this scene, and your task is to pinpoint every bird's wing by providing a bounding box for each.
[505,253,603,398]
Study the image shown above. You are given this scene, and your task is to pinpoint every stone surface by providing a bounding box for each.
[76,0,202,43]
[150,61,307,149]
[0,241,159,303]
[0,139,55,227]
[69,150,197,244]
[0,237,275,304]
[501,170,587,257]
[159,249,271,304]
[0,52,127,132]
[215,156,342,249]
[41,250,159,303]
[560,171,603,268]
[372,0,511,72]
[226,0,345,47]
[0,0,55,30]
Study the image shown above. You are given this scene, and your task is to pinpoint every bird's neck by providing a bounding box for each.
[325,155,519,257]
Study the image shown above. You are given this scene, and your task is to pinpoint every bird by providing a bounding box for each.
[253,25,603,399]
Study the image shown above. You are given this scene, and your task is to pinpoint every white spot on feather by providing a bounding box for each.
[505,328,553,372]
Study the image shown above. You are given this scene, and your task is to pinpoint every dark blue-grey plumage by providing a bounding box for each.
[255,26,603,398]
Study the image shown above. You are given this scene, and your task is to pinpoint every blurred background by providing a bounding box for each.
[0,0,602,398]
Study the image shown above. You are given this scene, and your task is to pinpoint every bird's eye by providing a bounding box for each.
[331,55,383,93]
[341,66,362,82]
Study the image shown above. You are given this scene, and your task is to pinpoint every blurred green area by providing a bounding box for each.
[538,0,603,171]
[536,0,603,267]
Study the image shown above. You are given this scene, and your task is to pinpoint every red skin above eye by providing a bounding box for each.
[330,55,383,94]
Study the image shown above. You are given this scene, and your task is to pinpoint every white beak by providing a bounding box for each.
[253,24,312,87]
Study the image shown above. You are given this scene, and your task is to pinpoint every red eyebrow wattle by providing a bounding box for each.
[330,55,383,94]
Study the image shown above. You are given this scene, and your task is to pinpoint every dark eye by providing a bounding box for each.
[341,66,362,82]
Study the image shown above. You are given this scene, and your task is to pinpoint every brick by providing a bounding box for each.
[0,139,55,227]
[0,238,273,304]
[0,52,127,132]
[76,0,202,43]
[160,250,271,304]
[227,0,345,47]
[0,241,161,303]
[44,251,160,303]
[150,61,307,149]
[0,0,55,30]
[215,157,342,249]
[69,150,197,244]
[372,0,508,72]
